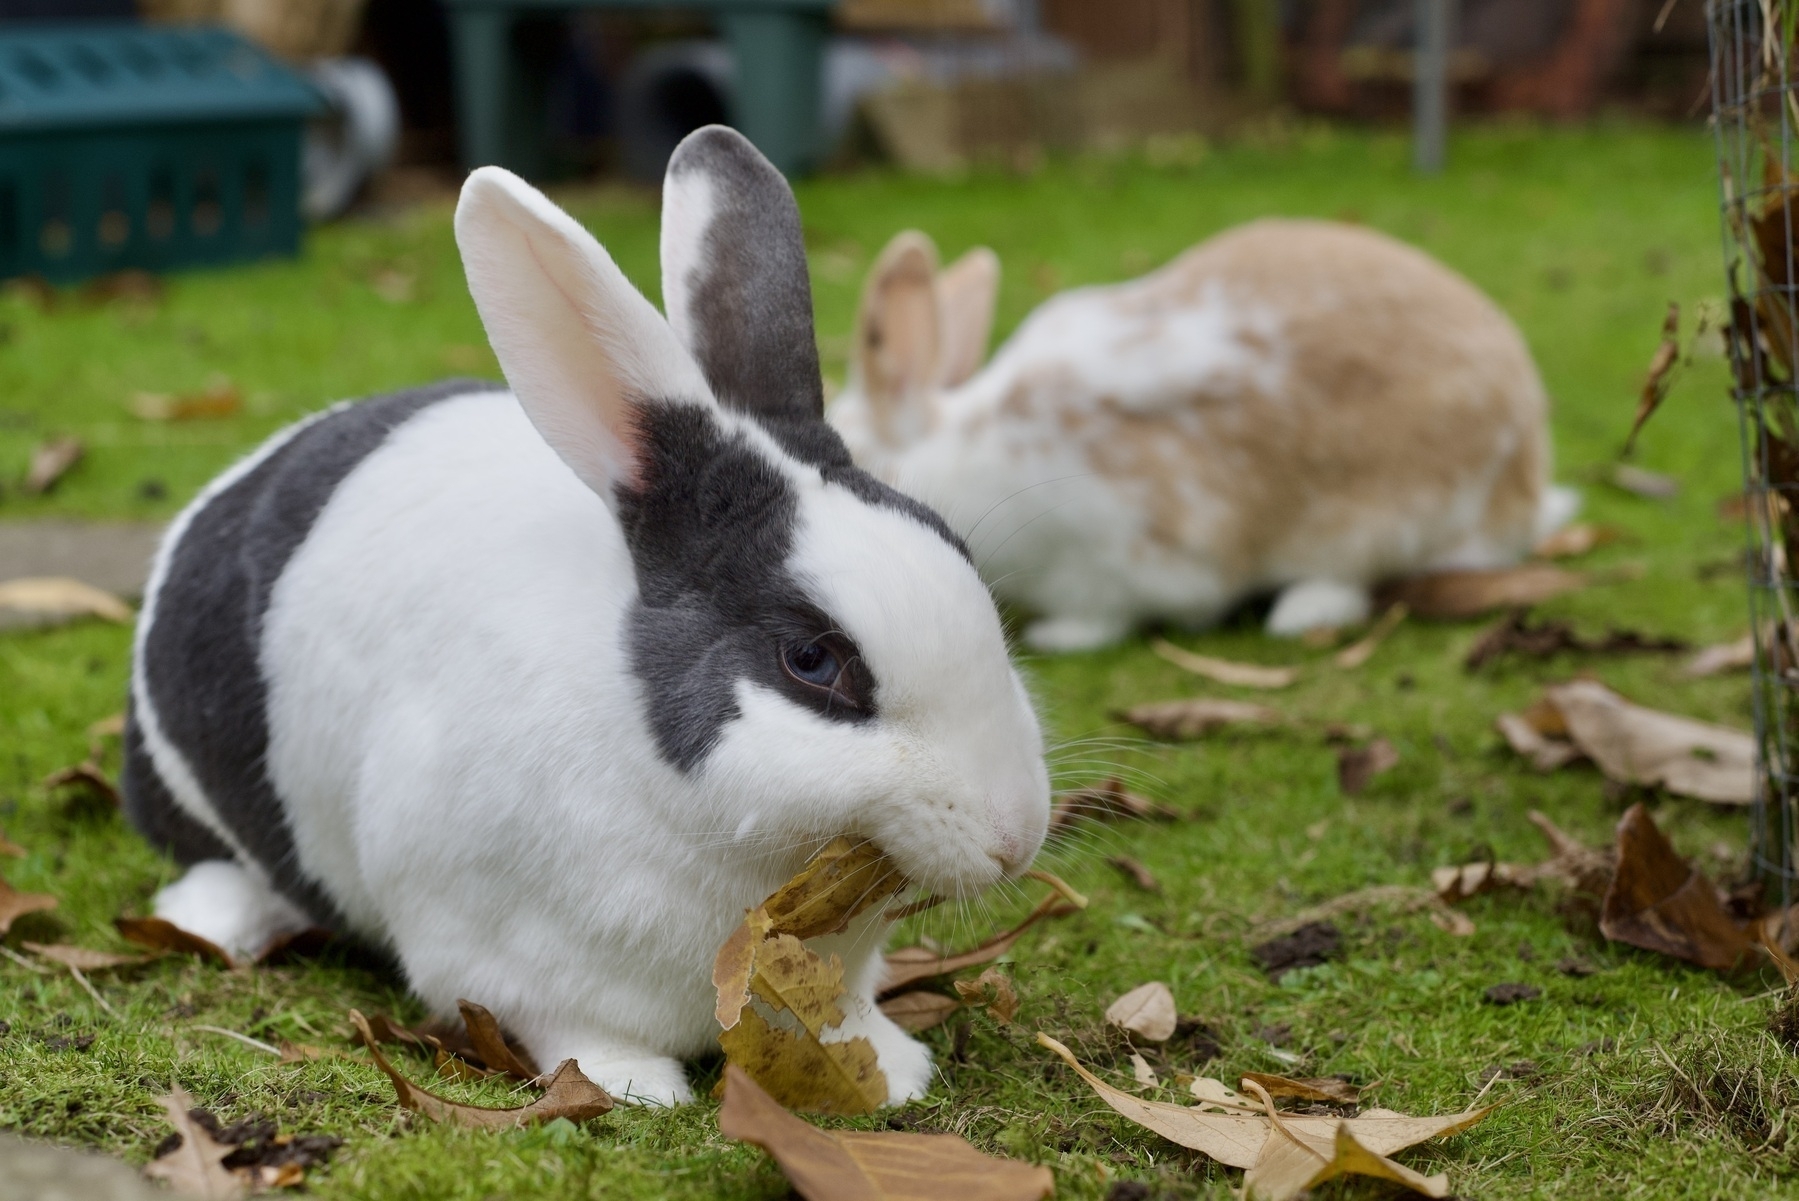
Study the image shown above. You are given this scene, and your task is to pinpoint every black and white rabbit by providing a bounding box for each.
[121,127,1051,1105]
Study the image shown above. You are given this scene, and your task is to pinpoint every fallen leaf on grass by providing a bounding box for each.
[0,875,57,935]
[0,577,133,625]
[1431,862,1538,905]
[1108,854,1160,892]
[879,873,1086,995]
[23,435,84,495]
[1379,565,1586,620]
[1623,301,1680,459]
[1038,1035,1488,1201]
[1118,697,1283,740]
[953,968,1018,1024]
[1684,634,1755,677]
[456,999,541,1080]
[130,376,241,422]
[718,1063,1052,1201]
[1151,639,1297,688]
[22,942,151,970]
[1502,680,1755,805]
[351,1010,611,1128]
[877,990,961,1033]
[1601,803,1753,971]
[1337,739,1399,795]
[1495,710,1583,771]
[143,1088,245,1199]
[1607,463,1680,499]
[44,760,122,808]
[1239,1072,1359,1105]
[1534,522,1621,559]
[1049,777,1178,829]
[1464,610,1687,671]
[1333,603,1407,670]
[116,916,238,967]
[1106,981,1177,1042]
[1130,1052,1159,1087]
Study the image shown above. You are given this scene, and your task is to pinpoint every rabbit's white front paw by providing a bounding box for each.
[530,1035,693,1106]
[831,1007,934,1104]
[1266,579,1370,636]
[1024,615,1130,652]
[153,859,312,962]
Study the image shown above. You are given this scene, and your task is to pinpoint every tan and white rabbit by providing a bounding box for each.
[829,220,1576,651]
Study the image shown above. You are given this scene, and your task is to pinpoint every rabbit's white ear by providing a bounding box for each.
[455,166,710,499]
[852,230,941,445]
[934,247,999,388]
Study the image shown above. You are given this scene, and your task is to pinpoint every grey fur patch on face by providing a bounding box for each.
[127,379,492,926]
[663,127,824,425]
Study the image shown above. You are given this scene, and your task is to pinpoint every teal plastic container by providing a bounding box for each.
[0,23,322,283]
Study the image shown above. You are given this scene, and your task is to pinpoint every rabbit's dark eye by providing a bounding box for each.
[784,640,839,687]
[779,632,871,714]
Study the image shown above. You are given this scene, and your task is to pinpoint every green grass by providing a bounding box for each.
[2,119,1792,1199]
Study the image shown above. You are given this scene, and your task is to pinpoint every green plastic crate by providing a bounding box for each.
[0,23,322,283]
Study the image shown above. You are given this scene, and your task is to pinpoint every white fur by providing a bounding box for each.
[152,860,311,962]
[143,169,1048,1107]
[831,227,1558,648]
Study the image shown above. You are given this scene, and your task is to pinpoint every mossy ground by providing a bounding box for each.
[2,120,1792,1199]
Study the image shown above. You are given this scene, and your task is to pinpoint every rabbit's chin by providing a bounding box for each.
[874,832,1012,903]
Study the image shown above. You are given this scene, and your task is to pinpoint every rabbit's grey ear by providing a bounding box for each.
[456,167,711,502]
[935,247,999,388]
[851,230,941,446]
[660,125,823,423]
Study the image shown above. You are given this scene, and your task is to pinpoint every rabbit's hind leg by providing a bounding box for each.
[1266,579,1370,637]
[153,859,314,962]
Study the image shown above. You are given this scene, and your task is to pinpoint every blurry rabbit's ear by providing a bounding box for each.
[853,231,941,444]
[455,166,710,503]
[935,247,999,389]
[660,125,824,422]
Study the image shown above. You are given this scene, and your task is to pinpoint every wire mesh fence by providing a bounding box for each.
[1710,0,1799,907]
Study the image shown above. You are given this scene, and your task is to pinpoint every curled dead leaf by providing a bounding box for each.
[350,1010,611,1127]
[0,577,133,625]
[130,376,241,422]
[116,916,239,967]
[456,999,541,1081]
[1684,634,1755,677]
[1119,697,1283,740]
[1464,610,1686,671]
[1380,565,1585,620]
[1600,803,1753,971]
[22,942,152,971]
[953,967,1018,1024]
[1495,711,1583,772]
[44,760,122,808]
[23,436,84,496]
[719,1064,1053,1201]
[1106,981,1177,1042]
[143,1087,245,1200]
[1151,639,1298,688]
[1546,680,1753,805]
[1431,862,1539,905]
[877,990,961,1033]
[1337,739,1399,795]
[880,877,1084,995]
[0,875,58,936]
[1239,1071,1360,1105]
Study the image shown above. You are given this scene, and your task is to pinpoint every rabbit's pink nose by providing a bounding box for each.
[989,830,1027,876]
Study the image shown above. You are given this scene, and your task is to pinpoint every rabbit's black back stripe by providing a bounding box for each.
[665,128,823,424]
[620,401,879,770]
[121,704,235,866]
[127,379,493,924]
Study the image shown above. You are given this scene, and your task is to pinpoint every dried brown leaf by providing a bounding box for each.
[953,967,1018,1024]
[1430,862,1539,905]
[130,376,241,422]
[1380,565,1586,620]
[1108,855,1160,892]
[1600,803,1753,971]
[879,888,1082,995]
[1534,522,1622,559]
[43,760,122,807]
[761,837,909,941]
[1151,639,1298,688]
[0,577,133,625]
[1334,604,1407,670]
[1623,301,1680,459]
[23,436,84,495]
[1464,610,1686,671]
[142,1087,246,1199]
[718,1064,1053,1201]
[1106,981,1177,1042]
[1039,1036,1487,1201]
[1546,680,1753,805]
[1337,739,1399,795]
[456,999,541,1080]
[1526,810,1616,897]
[1118,698,1283,740]
[1494,712,1582,771]
[1607,463,1680,499]
[22,941,152,971]
[116,916,238,967]
[1130,1051,1160,1087]
[1684,634,1755,677]
[718,1006,888,1115]
[350,1010,611,1128]
[0,875,57,935]
[1239,1071,1360,1105]
[877,990,961,1033]
[1049,777,1178,829]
